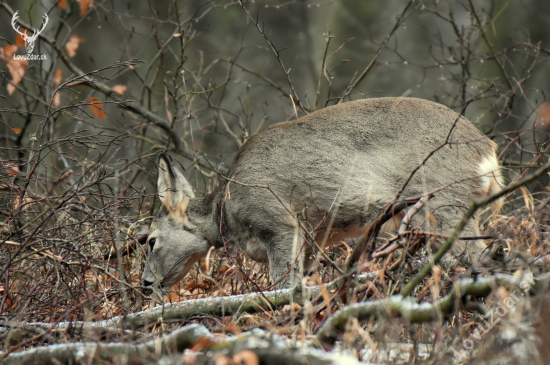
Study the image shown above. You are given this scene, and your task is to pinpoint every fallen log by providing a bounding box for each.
[316,271,550,342]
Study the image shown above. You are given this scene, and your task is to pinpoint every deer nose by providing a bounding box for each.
[142,280,154,287]
[142,280,154,295]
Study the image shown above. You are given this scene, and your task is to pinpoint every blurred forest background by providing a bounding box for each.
[2,0,550,364]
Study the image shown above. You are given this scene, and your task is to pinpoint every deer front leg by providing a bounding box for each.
[265,231,305,289]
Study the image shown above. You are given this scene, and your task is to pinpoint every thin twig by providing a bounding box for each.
[237,0,307,114]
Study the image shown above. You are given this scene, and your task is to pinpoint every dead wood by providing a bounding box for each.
[316,271,550,342]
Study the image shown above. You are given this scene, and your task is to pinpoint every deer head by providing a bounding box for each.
[11,11,49,54]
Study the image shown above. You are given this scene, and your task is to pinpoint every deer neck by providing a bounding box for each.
[186,192,224,249]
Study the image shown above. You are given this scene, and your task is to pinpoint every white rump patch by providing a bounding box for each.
[477,153,503,195]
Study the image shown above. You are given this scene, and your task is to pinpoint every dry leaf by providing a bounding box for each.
[112,85,127,95]
[232,350,259,365]
[57,0,67,10]
[3,297,13,311]
[88,97,106,119]
[520,186,534,216]
[53,70,62,87]
[56,169,73,184]
[77,0,93,16]
[5,164,20,175]
[65,35,84,57]
[223,323,241,335]
[13,197,33,211]
[15,33,26,48]
[10,127,23,135]
[316,310,326,322]
[183,277,195,291]
[1,45,28,95]
[168,291,180,302]
[190,337,217,352]
[53,70,62,107]
[282,302,302,312]
[53,92,61,107]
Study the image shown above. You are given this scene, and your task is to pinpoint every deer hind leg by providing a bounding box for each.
[435,220,486,268]
[411,203,486,267]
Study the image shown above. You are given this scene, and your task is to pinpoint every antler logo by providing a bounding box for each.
[11,11,49,54]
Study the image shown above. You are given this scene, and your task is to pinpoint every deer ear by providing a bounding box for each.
[157,155,195,219]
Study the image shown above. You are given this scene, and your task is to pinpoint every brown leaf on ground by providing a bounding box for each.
[190,337,218,352]
[282,303,302,312]
[223,323,242,335]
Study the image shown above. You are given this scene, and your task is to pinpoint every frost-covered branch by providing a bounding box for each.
[3,273,378,332]
[316,271,550,342]
[0,325,366,365]
[0,324,212,365]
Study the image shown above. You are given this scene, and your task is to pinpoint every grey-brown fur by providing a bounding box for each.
[142,97,502,290]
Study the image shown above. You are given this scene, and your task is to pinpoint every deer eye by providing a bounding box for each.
[149,238,156,251]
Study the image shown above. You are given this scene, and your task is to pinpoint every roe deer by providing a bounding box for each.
[141,97,503,290]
